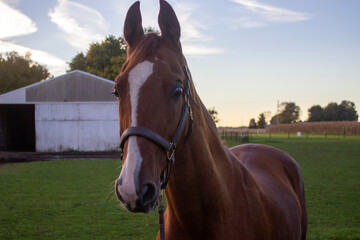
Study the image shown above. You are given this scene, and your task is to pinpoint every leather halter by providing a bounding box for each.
[119,65,193,189]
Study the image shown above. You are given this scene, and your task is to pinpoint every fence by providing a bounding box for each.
[220,131,250,142]
[267,121,360,135]
[219,121,360,142]
[219,129,267,142]
[220,130,359,141]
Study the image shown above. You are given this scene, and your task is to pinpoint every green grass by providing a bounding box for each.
[1,135,360,239]
[0,160,158,240]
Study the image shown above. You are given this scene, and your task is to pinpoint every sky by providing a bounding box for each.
[0,0,359,126]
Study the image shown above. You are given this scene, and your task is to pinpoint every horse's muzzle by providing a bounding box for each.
[115,178,158,213]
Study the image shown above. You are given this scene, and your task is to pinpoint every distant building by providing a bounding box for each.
[0,70,119,152]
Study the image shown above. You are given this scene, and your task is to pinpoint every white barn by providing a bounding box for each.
[0,70,120,152]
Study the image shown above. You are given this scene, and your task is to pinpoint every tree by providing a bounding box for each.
[68,35,127,80]
[323,102,339,121]
[269,102,300,124]
[68,52,86,71]
[257,113,266,128]
[279,102,300,124]
[249,118,257,129]
[0,51,51,94]
[144,26,160,34]
[207,107,220,123]
[308,105,324,122]
[322,100,358,121]
[308,100,358,122]
[338,100,358,121]
[270,114,279,125]
[68,27,159,81]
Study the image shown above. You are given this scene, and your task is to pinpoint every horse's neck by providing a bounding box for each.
[165,102,253,234]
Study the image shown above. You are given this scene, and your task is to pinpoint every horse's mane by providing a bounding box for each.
[122,33,160,72]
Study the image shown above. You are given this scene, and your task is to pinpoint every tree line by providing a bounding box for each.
[1,29,158,94]
[249,101,358,129]
[68,28,158,80]
[0,36,128,94]
[68,35,127,80]
[0,51,50,94]
[308,101,358,122]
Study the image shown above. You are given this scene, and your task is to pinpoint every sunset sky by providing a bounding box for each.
[1,0,359,126]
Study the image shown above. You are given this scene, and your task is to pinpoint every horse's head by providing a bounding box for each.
[114,0,192,213]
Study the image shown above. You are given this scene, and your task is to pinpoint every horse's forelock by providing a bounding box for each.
[124,33,161,72]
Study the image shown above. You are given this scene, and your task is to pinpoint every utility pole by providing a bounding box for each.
[277,100,280,125]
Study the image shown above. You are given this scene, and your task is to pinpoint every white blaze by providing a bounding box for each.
[118,61,154,208]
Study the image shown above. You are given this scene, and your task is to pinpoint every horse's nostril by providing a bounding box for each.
[138,183,156,207]
[116,177,122,186]
[115,178,123,202]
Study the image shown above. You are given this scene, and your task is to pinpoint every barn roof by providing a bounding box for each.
[0,70,117,103]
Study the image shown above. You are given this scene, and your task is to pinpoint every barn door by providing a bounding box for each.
[0,104,35,151]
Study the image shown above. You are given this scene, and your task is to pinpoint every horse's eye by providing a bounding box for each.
[111,86,120,98]
[172,87,183,99]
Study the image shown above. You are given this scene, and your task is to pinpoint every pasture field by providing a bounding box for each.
[1,135,360,239]
[0,159,159,240]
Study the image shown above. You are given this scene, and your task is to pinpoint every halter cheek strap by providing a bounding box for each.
[118,65,193,189]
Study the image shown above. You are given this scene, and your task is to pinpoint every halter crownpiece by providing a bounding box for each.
[118,65,193,189]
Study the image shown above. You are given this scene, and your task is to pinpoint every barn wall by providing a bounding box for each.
[35,102,119,152]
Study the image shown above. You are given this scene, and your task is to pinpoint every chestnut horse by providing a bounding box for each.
[114,1,307,239]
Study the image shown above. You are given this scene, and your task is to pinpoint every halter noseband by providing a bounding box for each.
[118,65,193,189]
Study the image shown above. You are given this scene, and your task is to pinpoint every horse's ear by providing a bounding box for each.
[124,1,144,49]
[158,0,181,49]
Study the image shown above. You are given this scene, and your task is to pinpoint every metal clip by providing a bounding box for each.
[166,143,175,162]
[188,102,193,121]
[119,148,123,162]
[184,93,189,104]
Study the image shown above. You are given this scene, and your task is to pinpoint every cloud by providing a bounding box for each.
[0,40,67,76]
[0,0,37,39]
[0,1,66,76]
[230,0,311,28]
[171,1,224,56]
[49,0,109,50]
[112,0,223,56]
[182,45,224,56]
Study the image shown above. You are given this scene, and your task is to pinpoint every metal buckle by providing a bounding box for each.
[119,148,123,161]
[188,101,193,121]
[184,92,190,104]
[166,143,175,162]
